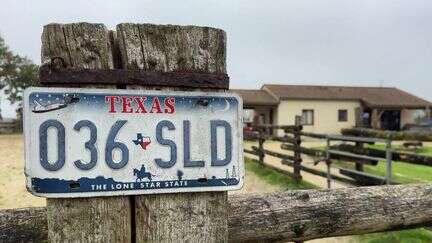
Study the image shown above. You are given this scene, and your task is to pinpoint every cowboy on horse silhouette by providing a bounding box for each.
[133,164,155,182]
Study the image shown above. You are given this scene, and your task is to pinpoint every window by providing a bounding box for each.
[301,109,314,125]
[338,109,348,122]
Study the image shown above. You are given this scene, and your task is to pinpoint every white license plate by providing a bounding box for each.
[24,87,244,198]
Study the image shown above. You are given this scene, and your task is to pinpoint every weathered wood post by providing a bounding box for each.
[385,139,393,185]
[41,23,132,242]
[290,127,302,182]
[354,142,364,172]
[40,22,231,242]
[115,23,228,242]
[325,136,331,188]
[258,129,265,165]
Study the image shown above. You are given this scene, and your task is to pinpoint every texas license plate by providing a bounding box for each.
[24,87,244,198]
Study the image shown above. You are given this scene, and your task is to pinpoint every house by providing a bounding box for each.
[233,84,431,135]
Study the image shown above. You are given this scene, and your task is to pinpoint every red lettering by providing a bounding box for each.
[134,97,147,113]
[164,97,175,114]
[150,97,162,113]
[105,96,119,113]
[121,96,133,113]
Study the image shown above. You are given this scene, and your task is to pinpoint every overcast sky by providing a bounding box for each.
[1,0,432,117]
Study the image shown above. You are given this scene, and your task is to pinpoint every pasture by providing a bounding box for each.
[334,144,432,184]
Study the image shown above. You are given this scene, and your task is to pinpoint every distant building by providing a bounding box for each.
[233,85,431,135]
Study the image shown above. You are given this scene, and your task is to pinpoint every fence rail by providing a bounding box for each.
[339,168,398,186]
[281,159,357,185]
[335,144,432,167]
[2,184,432,242]
[244,124,411,186]
[281,144,379,165]
[342,128,432,141]
[327,134,388,143]
[0,121,17,134]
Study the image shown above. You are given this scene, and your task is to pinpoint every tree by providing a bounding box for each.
[0,35,39,124]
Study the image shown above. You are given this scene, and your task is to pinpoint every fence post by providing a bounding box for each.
[291,127,302,182]
[325,136,331,188]
[116,23,228,242]
[355,142,364,172]
[41,23,131,242]
[386,139,393,185]
[258,129,265,165]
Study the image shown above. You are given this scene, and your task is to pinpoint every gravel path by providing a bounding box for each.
[230,167,281,195]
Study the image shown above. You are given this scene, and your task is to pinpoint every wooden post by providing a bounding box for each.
[116,23,228,242]
[386,139,393,185]
[325,136,331,188]
[258,129,265,165]
[291,127,302,182]
[41,23,131,242]
[371,109,383,129]
[354,142,364,172]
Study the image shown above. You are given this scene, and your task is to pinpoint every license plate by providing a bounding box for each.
[24,87,244,198]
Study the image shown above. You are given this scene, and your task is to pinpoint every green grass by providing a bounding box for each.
[245,157,317,190]
[357,228,432,243]
[333,159,432,184]
[332,145,432,184]
[366,144,432,156]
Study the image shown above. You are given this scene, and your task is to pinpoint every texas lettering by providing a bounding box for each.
[105,95,175,114]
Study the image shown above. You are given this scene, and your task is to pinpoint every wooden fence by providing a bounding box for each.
[2,184,432,242]
[342,127,432,141]
[244,125,432,187]
[0,121,17,134]
[247,124,303,181]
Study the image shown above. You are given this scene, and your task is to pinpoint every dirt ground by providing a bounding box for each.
[230,168,282,194]
[0,134,45,209]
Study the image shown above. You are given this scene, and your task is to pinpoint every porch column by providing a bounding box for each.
[371,109,381,129]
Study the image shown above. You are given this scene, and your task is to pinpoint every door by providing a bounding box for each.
[380,110,401,131]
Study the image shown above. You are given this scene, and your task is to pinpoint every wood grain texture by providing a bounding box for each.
[39,67,229,89]
[41,23,131,242]
[117,23,226,74]
[135,192,228,242]
[228,184,432,242]
[47,197,131,242]
[3,184,432,242]
[116,23,228,242]
[0,207,47,242]
[42,22,113,69]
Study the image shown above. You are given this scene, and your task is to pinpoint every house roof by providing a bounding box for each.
[230,89,278,106]
[261,84,432,109]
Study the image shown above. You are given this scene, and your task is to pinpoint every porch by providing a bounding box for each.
[232,89,279,135]
[358,106,430,131]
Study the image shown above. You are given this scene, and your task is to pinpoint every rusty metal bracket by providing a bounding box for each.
[39,62,230,89]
